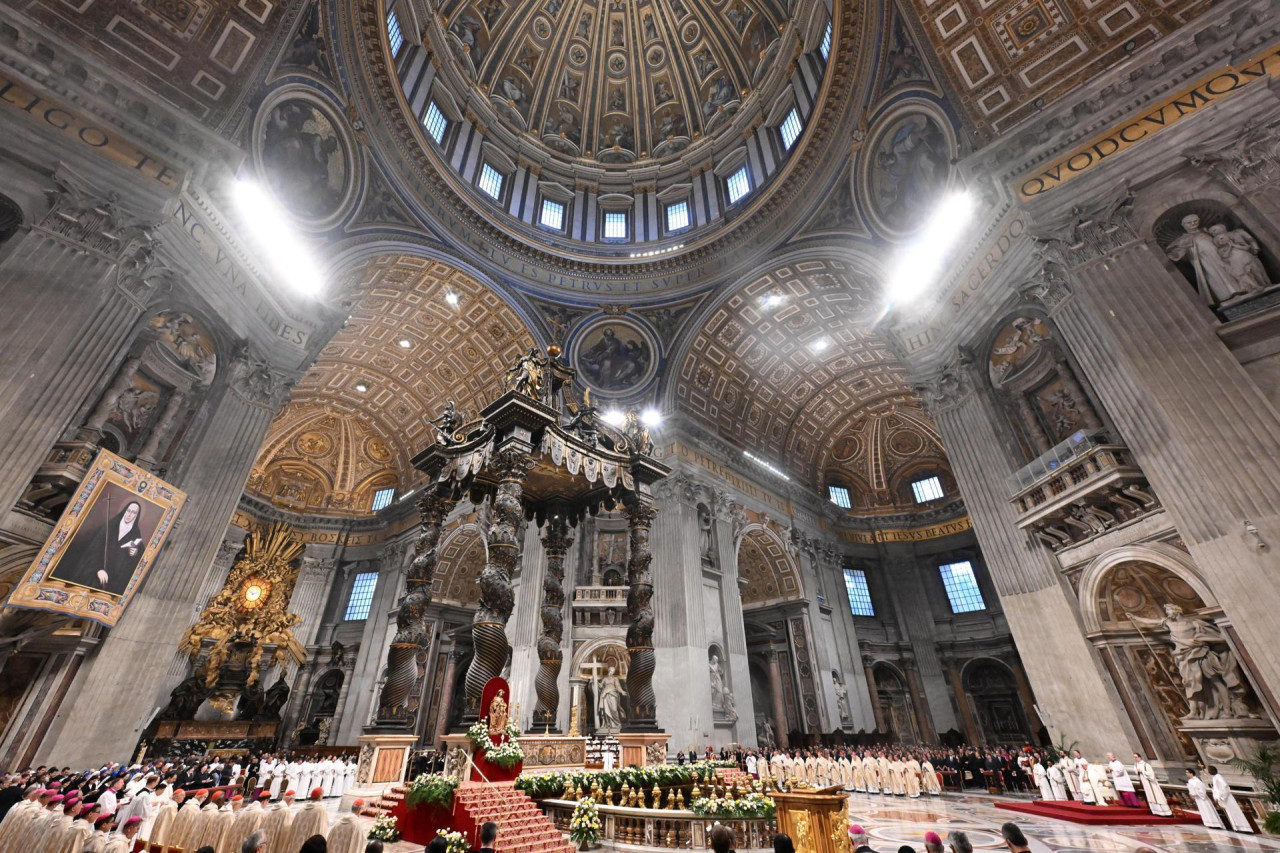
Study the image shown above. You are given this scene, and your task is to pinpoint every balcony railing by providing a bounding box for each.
[1009,432,1159,550]
[573,586,628,604]
[542,799,776,851]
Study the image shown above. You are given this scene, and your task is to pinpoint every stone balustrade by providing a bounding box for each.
[541,799,777,850]
[1009,437,1160,551]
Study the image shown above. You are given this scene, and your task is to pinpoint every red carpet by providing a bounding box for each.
[995,800,1198,826]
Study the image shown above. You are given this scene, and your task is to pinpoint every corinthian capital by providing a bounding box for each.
[230,342,294,410]
[913,354,974,413]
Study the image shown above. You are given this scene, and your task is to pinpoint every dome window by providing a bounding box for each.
[423,100,449,145]
[665,199,690,233]
[726,165,752,206]
[539,198,566,231]
[478,162,505,201]
[603,211,628,240]
[780,107,803,151]
[911,475,944,503]
[820,20,832,61]
[386,9,405,57]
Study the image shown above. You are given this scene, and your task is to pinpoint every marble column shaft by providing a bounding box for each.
[534,516,572,729]
[1054,242,1280,702]
[0,230,143,513]
[623,500,659,731]
[767,652,790,749]
[863,656,888,733]
[878,552,955,736]
[338,541,407,745]
[945,660,982,745]
[929,376,1138,757]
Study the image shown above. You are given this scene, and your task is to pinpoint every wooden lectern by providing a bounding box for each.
[772,787,853,853]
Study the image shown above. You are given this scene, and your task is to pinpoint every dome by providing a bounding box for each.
[386,0,836,258]
[440,0,793,164]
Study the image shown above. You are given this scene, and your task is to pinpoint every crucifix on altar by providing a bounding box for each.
[356,344,670,784]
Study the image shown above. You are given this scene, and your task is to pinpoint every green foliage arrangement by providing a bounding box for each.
[515,760,733,798]
[1232,743,1280,834]
[405,773,461,809]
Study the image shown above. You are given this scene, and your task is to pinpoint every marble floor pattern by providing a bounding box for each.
[842,792,1280,853]
[305,790,1280,853]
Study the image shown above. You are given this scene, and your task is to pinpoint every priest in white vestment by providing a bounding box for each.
[286,760,302,796]
[325,800,367,853]
[920,760,941,795]
[343,759,358,795]
[147,788,184,846]
[1087,761,1115,805]
[1186,769,1224,829]
[1132,754,1171,816]
[1106,753,1140,807]
[1073,753,1096,803]
[1047,762,1068,800]
[1210,767,1253,832]
[1059,756,1081,800]
[1032,760,1053,800]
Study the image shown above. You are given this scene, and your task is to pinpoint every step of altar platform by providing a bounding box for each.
[360,783,405,818]
[453,783,576,853]
[715,767,755,788]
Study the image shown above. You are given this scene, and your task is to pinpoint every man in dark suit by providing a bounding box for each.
[478,820,499,853]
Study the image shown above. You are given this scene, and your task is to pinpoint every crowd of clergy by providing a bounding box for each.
[0,752,375,853]
[730,744,1253,834]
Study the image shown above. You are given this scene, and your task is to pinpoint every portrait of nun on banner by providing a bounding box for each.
[5,449,186,627]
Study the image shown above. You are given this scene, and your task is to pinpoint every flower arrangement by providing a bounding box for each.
[690,792,776,819]
[405,773,461,809]
[437,829,470,853]
[367,815,401,842]
[466,720,525,768]
[569,797,602,845]
[515,760,731,798]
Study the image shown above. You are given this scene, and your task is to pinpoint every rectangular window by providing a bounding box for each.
[371,487,396,511]
[539,198,566,230]
[665,199,690,232]
[726,165,751,205]
[780,107,803,150]
[820,21,832,60]
[387,10,405,57]
[828,485,852,509]
[911,475,944,503]
[843,568,875,617]
[603,211,628,239]
[939,561,986,613]
[424,100,448,144]
[345,571,379,620]
[478,163,504,200]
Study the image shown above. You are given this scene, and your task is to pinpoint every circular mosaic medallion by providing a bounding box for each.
[296,431,332,457]
[571,318,659,395]
[366,436,393,463]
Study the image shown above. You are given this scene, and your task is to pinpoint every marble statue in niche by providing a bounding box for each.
[832,670,852,724]
[1126,604,1257,720]
[756,714,776,748]
[868,113,950,234]
[261,100,347,220]
[597,665,626,731]
[709,648,737,721]
[1163,214,1272,306]
[698,503,714,563]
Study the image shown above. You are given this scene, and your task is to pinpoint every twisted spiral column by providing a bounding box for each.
[623,500,660,731]
[464,449,532,716]
[533,516,573,730]
[375,492,455,728]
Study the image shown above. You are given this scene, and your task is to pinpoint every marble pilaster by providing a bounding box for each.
[37,349,291,767]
